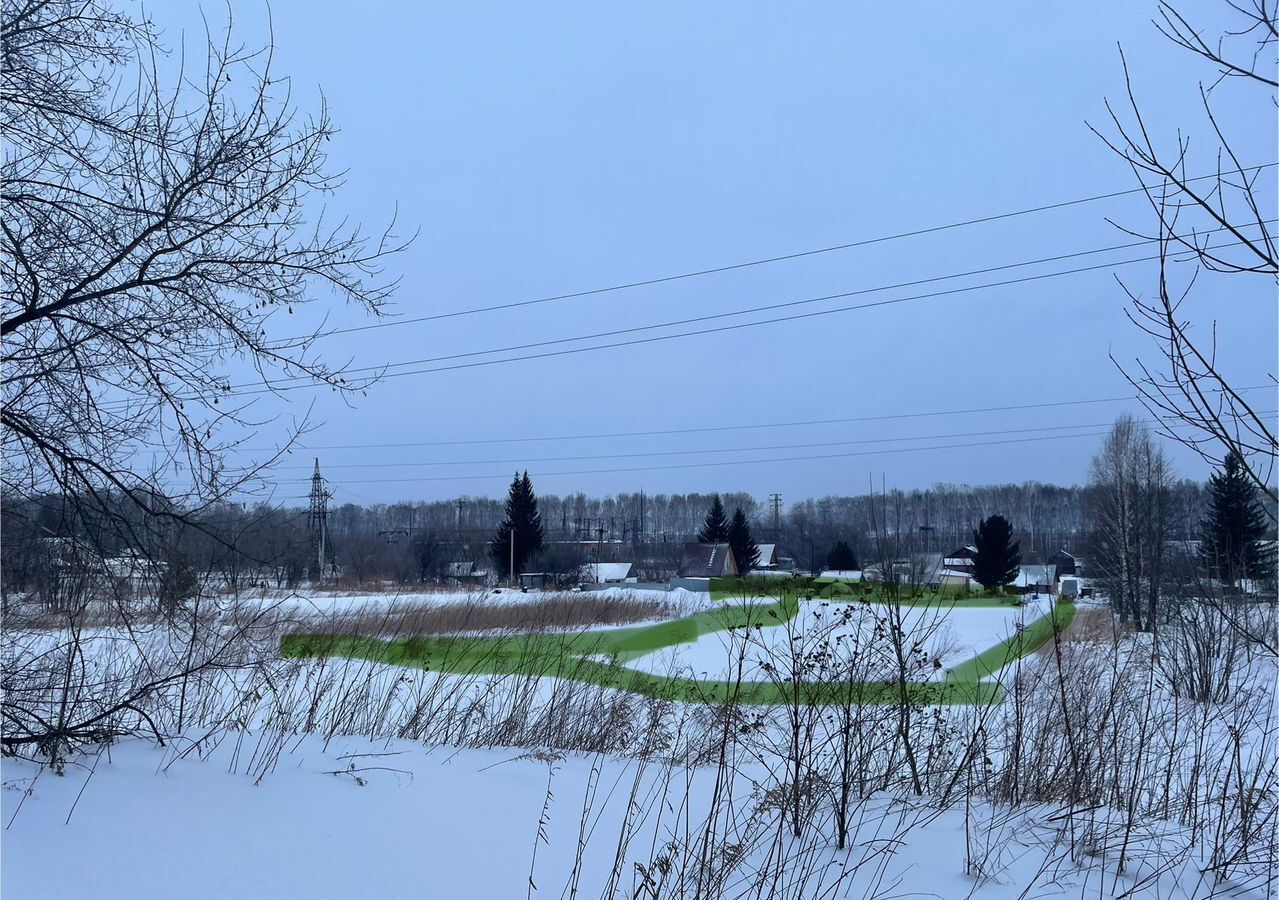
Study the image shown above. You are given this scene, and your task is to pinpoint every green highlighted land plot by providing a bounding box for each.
[281,580,1077,707]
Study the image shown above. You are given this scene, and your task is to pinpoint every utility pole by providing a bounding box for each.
[509,526,516,588]
[920,490,934,554]
[769,493,783,540]
[307,458,331,581]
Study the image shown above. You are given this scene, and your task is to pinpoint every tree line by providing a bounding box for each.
[5,415,1272,606]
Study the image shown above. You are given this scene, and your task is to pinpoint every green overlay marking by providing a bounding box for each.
[281,579,1076,706]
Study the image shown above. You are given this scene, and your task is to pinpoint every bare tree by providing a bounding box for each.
[0,0,405,758]
[1,1,407,534]
[1094,0,1277,507]
[1088,415,1176,630]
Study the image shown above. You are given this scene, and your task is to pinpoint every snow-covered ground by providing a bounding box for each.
[624,597,1050,680]
[3,731,1261,900]
[5,590,1272,900]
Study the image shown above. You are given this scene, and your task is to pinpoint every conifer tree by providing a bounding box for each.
[697,495,729,543]
[727,507,760,574]
[1200,452,1273,586]
[491,471,545,578]
[827,540,859,571]
[973,514,1021,589]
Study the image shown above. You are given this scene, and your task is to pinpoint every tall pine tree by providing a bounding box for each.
[973,515,1021,589]
[727,507,760,574]
[1200,452,1273,586]
[826,540,859,571]
[491,471,545,578]
[697,495,729,543]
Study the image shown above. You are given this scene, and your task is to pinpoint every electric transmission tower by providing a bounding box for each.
[307,458,333,581]
[769,493,783,539]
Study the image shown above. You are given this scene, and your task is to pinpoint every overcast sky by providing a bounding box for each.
[163,2,1276,506]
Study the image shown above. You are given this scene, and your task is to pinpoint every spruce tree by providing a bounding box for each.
[697,495,730,543]
[727,507,760,574]
[1200,453,1273,586]
[827,540,858,571]
[491,471,545,578]
[973,515,1021,589]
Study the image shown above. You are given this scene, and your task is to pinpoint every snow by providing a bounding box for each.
[264,584,694,617]
[623,598,1050,680]
[2,732,1257,900]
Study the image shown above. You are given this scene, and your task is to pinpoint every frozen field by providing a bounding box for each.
[624,597,1051,681]
[1,732,1249,900]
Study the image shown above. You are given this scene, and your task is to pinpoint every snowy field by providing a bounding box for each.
[624,597,1051,680]
[2,732,1255,900]
[5,589,1272,900]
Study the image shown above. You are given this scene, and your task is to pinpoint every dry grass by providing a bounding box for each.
[308,593,680,638]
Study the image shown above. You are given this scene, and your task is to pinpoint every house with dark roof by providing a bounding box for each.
[677,543,738,578]
[1048,549,1077,576]
[944,545,977,575]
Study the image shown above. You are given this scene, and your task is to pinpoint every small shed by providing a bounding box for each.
[938,570,975,590]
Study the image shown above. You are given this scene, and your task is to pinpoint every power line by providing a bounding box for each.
[235,239,1259,392]
[269,163,1277,343]
[264,419,1181,470]
[232,384,1274,453]
[275,430,1117,485]
[250,230,1237,384]
[272,413,1247,486]
[233,224,1268,392]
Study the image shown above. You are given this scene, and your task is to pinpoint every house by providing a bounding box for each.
[914,553,976,590]
[445,561,489,586]
[677,543,738,578]
[863,554,974,590]
[1015,564,1058,595]
[944,546,977,575]
[579,561,636,584]
[104,550,165,593]
[753,544,780,570]
[1048,549,1077,576]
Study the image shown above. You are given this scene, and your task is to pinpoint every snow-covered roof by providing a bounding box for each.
[580,562,634,583]
[1015,565,1057,587]
[755,544,778,566]
[446,562,476,577]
